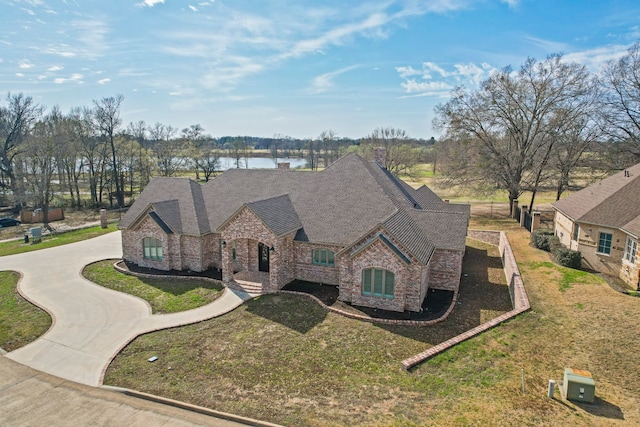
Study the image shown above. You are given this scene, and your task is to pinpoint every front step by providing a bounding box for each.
[231,279,264,295]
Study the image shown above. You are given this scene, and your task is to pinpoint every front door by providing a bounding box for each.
[258,242,270,272]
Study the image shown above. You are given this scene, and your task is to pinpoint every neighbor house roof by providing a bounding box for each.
[552,162,640,238]
[119,153,470,263]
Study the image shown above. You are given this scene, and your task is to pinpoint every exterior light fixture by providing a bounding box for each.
[221,240,226,248]
[269,246,275,252]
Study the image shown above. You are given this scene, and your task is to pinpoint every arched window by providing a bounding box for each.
[362,268,394,298]
[312,248,335,266]
[143,237,163,261]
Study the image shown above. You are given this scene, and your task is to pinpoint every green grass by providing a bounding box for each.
[0,224,118,257]
[104,238,515,426]
[82,260,224,313]
[523,260,604,292]
[0,271,51,351]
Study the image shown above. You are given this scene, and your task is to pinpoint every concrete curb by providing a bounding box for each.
[102,386,284,427]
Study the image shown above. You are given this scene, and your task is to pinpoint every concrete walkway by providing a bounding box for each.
[0,231,251,387]
[0,356,245,426]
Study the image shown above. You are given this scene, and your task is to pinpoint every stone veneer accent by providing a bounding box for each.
[402,230,530,369]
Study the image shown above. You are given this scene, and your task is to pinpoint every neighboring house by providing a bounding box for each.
[552,162,640,290]
[118,151,470,312]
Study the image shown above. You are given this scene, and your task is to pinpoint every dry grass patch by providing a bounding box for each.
[104,239,515,426]
[104,226,640,426]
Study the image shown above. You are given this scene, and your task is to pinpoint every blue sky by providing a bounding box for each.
[2,0,640,139]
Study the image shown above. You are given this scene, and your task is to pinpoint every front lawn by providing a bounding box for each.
[0,271,51,351]
[82,260,224,313]
[104,238,519,426]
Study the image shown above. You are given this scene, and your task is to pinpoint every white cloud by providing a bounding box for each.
[19,59,34,69]
[396,60,496,97]
[401,79,452,93]
[16,73,25,77]
[564,44,631,73]
[188,5,198,12]
[395,66,421,78]
[454,63,487,85]
[310,65,360,93]
[54,73,83,84]
[98,78,111,84]
[137,0,165,8]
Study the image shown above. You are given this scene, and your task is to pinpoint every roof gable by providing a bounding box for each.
[246,194,302,237]
[552,162,640,236]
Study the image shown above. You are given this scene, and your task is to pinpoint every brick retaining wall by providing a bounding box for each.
[401,230,530,370]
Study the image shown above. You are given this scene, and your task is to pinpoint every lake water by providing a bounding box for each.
[218,157,307,170]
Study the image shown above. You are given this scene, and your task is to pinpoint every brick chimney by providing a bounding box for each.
[374,147,386,168]
[277,162,290,170]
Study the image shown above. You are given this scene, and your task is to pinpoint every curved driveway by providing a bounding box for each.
[0,231,250,387]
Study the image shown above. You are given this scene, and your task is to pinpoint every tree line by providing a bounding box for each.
[433,41,640,212]
[0,90,430,224]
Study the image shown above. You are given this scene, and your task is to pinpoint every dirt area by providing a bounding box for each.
[282,280,456,321]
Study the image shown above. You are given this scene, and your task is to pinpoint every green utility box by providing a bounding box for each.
[562,368,595,403]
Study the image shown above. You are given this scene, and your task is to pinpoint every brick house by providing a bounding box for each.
[118,152,470,312]
[552,162,640,290]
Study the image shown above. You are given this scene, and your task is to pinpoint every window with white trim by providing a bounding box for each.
[624,237,637,264]
[597,232,613,255]
[143,237,163,261]
[312,248,335,266]
[572,223,580,241]
[362,268,395,298]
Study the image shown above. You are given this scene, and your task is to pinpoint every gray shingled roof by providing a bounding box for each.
[120,153,470,262]
[382,209,436,264]
[246,194,302,237]
[552,162,640,238]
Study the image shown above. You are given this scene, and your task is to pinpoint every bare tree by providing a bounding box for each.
[0,93,44,207]
[434,55,595,212]
[23,108,61,227]
[128,120,152,190]
[93,95,125,207]
[149,122,180,176]
[599,41,640,167]
[360,127,419,176]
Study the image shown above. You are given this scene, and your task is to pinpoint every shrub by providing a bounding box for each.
[556,248,582,269]
[549,236,562,254]
[531,229,555,252]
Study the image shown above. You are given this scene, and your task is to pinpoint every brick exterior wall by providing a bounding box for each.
[338,229,427,312]
[121,215,172,271]
[428,248,464,292]
[122,209,467,310]
[121,215,219,272]
[293,242,342,285]
[220,207,294,292]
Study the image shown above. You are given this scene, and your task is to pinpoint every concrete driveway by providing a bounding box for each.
[0,231,250,387]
